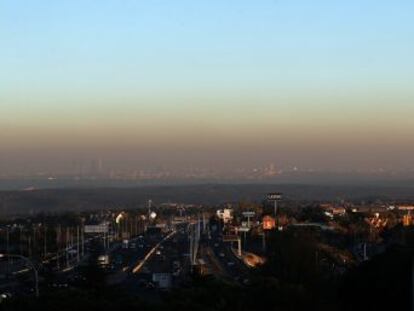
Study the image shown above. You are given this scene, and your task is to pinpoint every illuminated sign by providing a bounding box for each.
[242,211,256,217]
[84,224,109,233]
[238,226,250,232]
[262,216,276,230]
[267,193,283,201]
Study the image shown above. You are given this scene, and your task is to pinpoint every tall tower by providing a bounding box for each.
[97,158,103,175]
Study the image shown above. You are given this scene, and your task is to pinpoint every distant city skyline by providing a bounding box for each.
[1,1,414,174]
[1,158,413,180]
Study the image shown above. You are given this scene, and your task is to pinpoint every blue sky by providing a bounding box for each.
[1,1,414,171]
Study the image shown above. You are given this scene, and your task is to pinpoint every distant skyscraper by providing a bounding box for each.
[264,163,277,177]
[97,158,103,175]
[88,158,104,177]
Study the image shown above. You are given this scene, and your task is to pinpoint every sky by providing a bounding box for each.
[1,1,414,174]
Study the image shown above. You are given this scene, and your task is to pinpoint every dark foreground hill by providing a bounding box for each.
[1,182,414,217]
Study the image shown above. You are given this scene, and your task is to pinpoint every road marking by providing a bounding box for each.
[132,231,176,274]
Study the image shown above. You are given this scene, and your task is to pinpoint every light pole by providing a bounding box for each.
[0,254,39,298]
[267,193,283,230]
[274,200,278,224]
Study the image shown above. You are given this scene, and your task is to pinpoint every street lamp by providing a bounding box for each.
[0,254,39,298]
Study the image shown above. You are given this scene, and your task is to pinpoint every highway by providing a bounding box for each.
[0,221,254,298]
[202,232,251,284]
[107,222,191,292]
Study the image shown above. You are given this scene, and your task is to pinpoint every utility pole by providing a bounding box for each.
[56,225,61,270]
[81,226,85,257]
[6,228,10,263]
[19,226,23,256]
[44,225,47,259]
[363,243,368,261]
[274,200,278,228]
[28,236,32,258]
[77,226,80,263]
[189,225,193,272]
[66,228,69,268]
[6,228,10,271]
[33,226,37,258]
[262,230,266,252]
[148,200,152,219]
[202,213,206,234]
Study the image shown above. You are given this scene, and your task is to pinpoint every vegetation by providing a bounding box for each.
[4,227,412,311]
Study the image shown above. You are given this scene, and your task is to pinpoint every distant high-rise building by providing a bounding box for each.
[264,163,278,177]
[88,158,104,177]
[97,158,103,175]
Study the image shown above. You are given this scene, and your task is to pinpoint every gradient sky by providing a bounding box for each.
[1,1,414,173]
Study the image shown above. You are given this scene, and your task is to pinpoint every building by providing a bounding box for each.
[262,215,275,230]
[152,273,172,289]
[320,203,346,218]
[216,208,233,224]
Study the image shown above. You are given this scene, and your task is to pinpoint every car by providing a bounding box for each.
[0,292,12,303]
[137,279,148,288]
[146,282,155,289]
[219,252,225,257]
[141,266,151,274]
